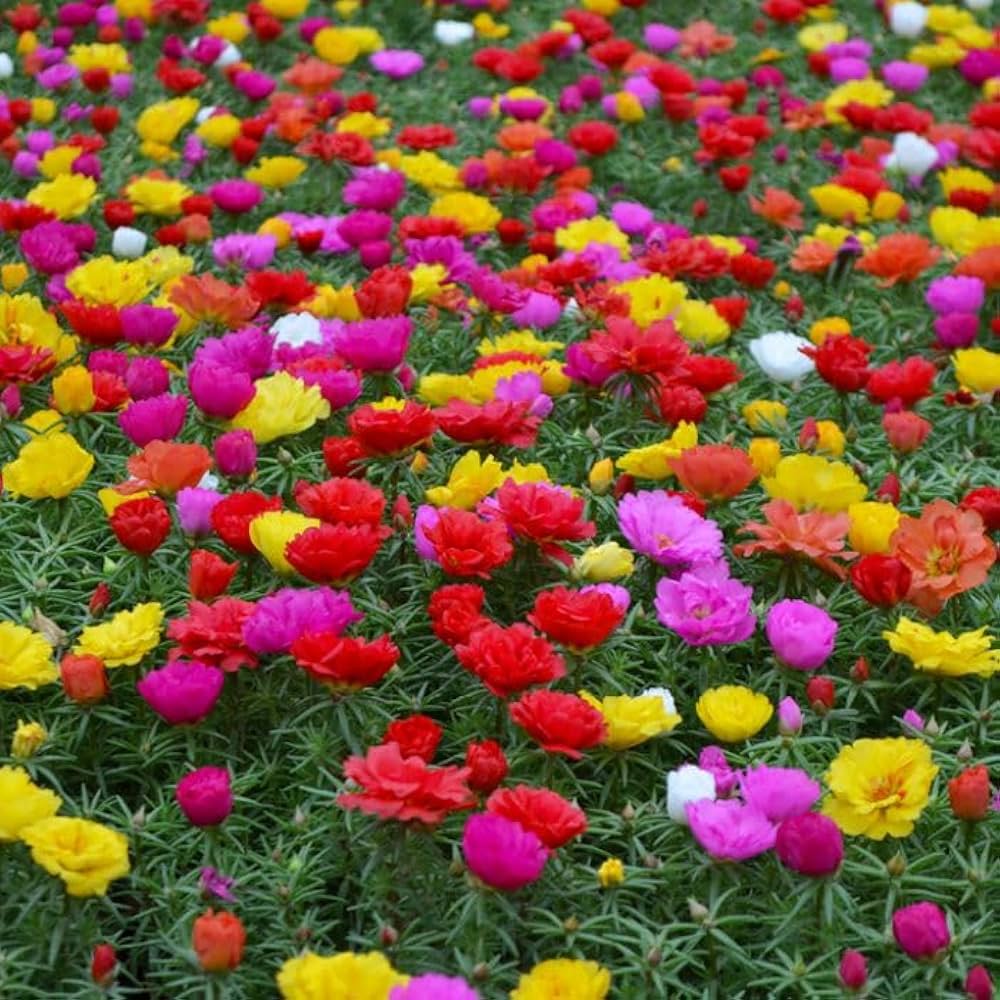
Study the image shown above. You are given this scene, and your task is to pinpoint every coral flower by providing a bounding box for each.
[168,274,260,328]
[127,441,212,496]
[669,444,757,502]
[486,785,587,849]
[421,508,514,579]
[890,500,996,616]
[856,233,941,286]
[823,737,937,840]
[494,481,596,561]
[749,187,804,229]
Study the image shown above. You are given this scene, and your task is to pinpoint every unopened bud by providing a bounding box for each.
[380,925,398,947]
[563,916,579,933]
[957,738,973,761]
[886,852,906,877]
[277,447,294,466]
[688,898,710,924]
[646,948,662,967]
[850,656,869,682]
[472,963,490,982]
[621,803,635,822]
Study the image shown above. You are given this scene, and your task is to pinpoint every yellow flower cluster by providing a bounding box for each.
[884,617,1000,678]
[73,603,164,668]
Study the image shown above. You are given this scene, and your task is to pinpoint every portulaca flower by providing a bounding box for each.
[666,765,717,825]
[889,2,928,37]
[0,53,13,79]
[433,20,475,46]
[748,331,815,383]
[111,227,148,259]
[886,132,938,180]
[270,312,323,350]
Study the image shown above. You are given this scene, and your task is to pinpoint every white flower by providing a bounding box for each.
[195,105,218,125]
[964,0,991,9]
[889,1,928,37]
[886,132,938,180]
[641,687,677,716]
[747,331,815,383]
[0,53,14,80]
[214,44,242,69]
[433,19,475,46]
[270,312,323,349]
[111,227,148,259]
[563,297,581,318]
[666,765,716,825]
[197,472,220,490]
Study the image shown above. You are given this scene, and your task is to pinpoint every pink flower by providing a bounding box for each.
[881,61,928,93]
[462,813,548,891]
[233,70,275,101]
[740,765,820,822]
[686,799,776,861]
[212,234,277,271]
[118,394,188,447]
[619,491,724,570]
[777,696,803,736]
[765,599,837,671]
[698,746,738,796]
[176,767,233,827]
[343,168,406,212]
[892,902,951,960]
[209,180,263,214]
[241,587,362,655]
[332,316,412,372]
[655,565,756,646]
[125,356,170,398]
[188,363,256,419]
[370,49,424,80]
[214,430,257,478]
[390,974,479,1000]
[137,661,224,725]
[120,304,179,348]
[838,950,868,990]
[775,813,844,877]
[337,211,393,248]
[925,275,985,315]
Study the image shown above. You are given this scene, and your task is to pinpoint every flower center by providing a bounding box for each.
[869,772,906,807]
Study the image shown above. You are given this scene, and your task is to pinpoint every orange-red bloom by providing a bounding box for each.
[291,633,400,691]
[749,187,804,229]
[856,233,941,286]
[192,910,245,973]
[127,441,212,495]
[669,444,757,502]
[168,274,260,328]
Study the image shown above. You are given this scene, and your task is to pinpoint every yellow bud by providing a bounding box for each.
[748,437,782,477]
[742,400,788,432]
[588,458,615,495]
[597,857,625,888]
[410,451,429,475]
[31,98,57,124]
[1,263,29,292]
[662,156,683,173]
[51,366,96,416]
[813,419,845,457]
[257,217,293,249]
[772,280,792,301]
[17,31,39,55]
[11,720,47,759]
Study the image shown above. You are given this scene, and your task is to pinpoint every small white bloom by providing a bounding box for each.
[434,19,475,46]
[964,0,991,9]
[270,312,323,349]
[214,44,242,69]
[666,765,716,825]
[197,472,220,490]
[111,227,148,259]
[641,687,677,716]
[563,298,581,318]
[195,105,217,125]
[889,1,928,37]
[0,53,14,80]
[747,331,815,383]
[886,132,938,180]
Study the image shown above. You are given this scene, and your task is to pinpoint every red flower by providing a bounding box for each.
[487,785,587,849]
[678,354,743,394]
[211,492,283,553]
[355,265,413,318]
[805,675,835,712]
[293,477,385,525]
[60,653,109,705]
[509,690,606,759]
[719,164,752,192]
[434,399,541,449]
[88,582,111,617]
[188,549,239,601]
[867,356,936,409]
[527,586,624,650]
[566,120,619,156]
[960,487,1000,532]
[90,944,117,987]
[109,496,172,556]
[285,523,390,585]
[397,124,456,150]
[581,316,688,376]
[245,270,315,310]
[730,253,776,288]
[291,632,399,691]
[0,344,56,384]
[167,598,257,672]
[882,410,931,453]
[127,441,213,496]
[348,401,436,455]
[192,910,245,973]
[423,509,513,579]
[465,740,508,794]
[298,130,375,165]
[337,742,475,826]
[322,435,368,476]
[456,622,565,698]
[654,380,708,425]
[382,714,442,762]
[850,554,912,608]
[948,765,990,821]
[669,444,757,501]
[801,334,873,394]
[495,480,595,561]
[59,300,122,346]
[428,584,489,646]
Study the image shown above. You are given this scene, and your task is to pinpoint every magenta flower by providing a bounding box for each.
[390,975,479,1000]
[233,69,275,101]
[118,394,188,447]
[881,60,928,93]
[332,316,412,373]
[925,275,985,315]
[765,600,837,671]
[933,313,979,349]
[176,767,233,827]
[209,179,263,214]
[655,566,755,646]
[620,492,723,570]
[686,799,776,862]
[563,342,614,387]
[137,661,224,725]
[777,696,803,736]
[293,365,362,410]
[739,765,820,823]
[901,708,924,732]
[242,587,362,655]
[370,49,425,79]
[176,487,223,537]
[20,222,81,274]
[188,362,256,419]
[125,356,170,399]
[699,746,738,796]
[196,327,273,377]
[494,371,552,419]
[214,430,257,479]
[343,168,406,212]
[462,813,548,891]
[212,233,277,271]
[120,304,179,348]
[511,291,562,329]
[200,867,237,904]
[892,902,951,960]
[644,23,680,52]
[337,210,393,248]
[775,814,844,877]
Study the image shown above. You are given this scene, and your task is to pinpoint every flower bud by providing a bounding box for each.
[60,653,110,704]
[688,898,710,924]
[965,964,993,1000]
[892,901,950,961]
[777,696,803,736]
[597,857,625,888]
[176,767,233,827]
[88,581,111,617]
[886,852,907,877]
[192,910,245,972]
[588,457,614,495]
[850,656,870,682]
[948,765,990,821]
[91,943,117,988]
[806,675,835,713]
[838,949,867,991]
[10,719,46,758]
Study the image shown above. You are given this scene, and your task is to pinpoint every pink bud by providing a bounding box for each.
[966,965,993,1000]
[838,950,867,990]
[777,696,803,736]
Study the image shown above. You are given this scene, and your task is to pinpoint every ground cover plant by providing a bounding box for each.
[0,0,998,995]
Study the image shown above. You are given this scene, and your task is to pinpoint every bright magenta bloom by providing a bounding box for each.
[462,813,548,891]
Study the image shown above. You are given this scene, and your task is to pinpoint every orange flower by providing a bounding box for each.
[168,275,260,329]
[955,246,1000,291]
[783,102,827,131]
[678,20,735,59]
[890,500,996,616]
[856,233,941,286]
[790,240,837,274]
[127,441,213,496]
[669,445,757,502]
[734,499,857,579]
[749,187,804,230]
[497,122,551,153]
[282,56,343,93]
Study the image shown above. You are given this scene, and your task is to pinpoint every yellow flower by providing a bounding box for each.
[797,20,847,50]
[38,145,83,179]
[340,26,384,53]
[276,951,408,1000]
[823,738,937,839]
[926,4,974,33]
[66,42,131,74]
[511,959,611,1000]
[616,423,698,480]
[474,12,510,38]
[762,454,867,513]
[812,223,873,249]
[1,263,29,292]
[555,218,630,259]
[614,91,645,123]
[115,0,153,21]
[303,283,360,320]
[811,419,846,457]
[871,190,904,222]
[748,437,781,476]
[429,193,501,235]
[808,315,851,345]
[196,113,242,148]
[505,460,549,484]
[99,487,152,516]
[125,176,192,217]
[742,399,788,431]
[139,246,193,287]
[0,293,76,360]
[0,766,61,842]
[51,366,96,415]
[929,205,980,254]
[399,152,461,194]
[26,175,97,220]
[674,299,731,346]
[3,433,94,500]
[939,167,994,198]
[583,0,620,14]
[615,274,687,328]
[230,372,330,444]
[136,97,199,148]
[824,79,893,125]
[696,685,773,743]
[909,38,965,68]
[884,617,1000,678]
[809,184,870,223]
[11,720,47,759]
[580,691,680,750]
[597,857,625,888]
[337,112,392,139]
[206,12,250,42]
[65,257,154,307]
[244,156,307,189]
[478,330,562,359]
[425,451,504,510]
[30,98,57,124]
[0,622,57,691]
[21,817,130,897]
[250,512,322,575]
[23,409,66,435]
[260,0,309,17]
[954,348,1000,395]
[73,603,163,668]
[848,502,901,555]
[588,458,615,495]
[571,542,634,582]
[969,218,1000,254]
[408,263,447,303]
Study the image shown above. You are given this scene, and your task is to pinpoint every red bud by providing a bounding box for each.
[91,943,117,988]
[805,675,835,714]
[88,582,111,617]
